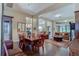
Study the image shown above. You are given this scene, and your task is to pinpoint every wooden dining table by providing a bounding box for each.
[25,36,41,41]
[24,36,42,52]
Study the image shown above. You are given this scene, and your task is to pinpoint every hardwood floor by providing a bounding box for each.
[12,39,69,56]
[43,40,69,56]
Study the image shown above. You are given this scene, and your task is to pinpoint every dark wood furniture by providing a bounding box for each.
[18,33,47,54]
[63,33,69,40]
[54,36,63,42]
[24,35,46,54]
[24,37,44,53]
[18,34,26,51]
[54,32,70,41]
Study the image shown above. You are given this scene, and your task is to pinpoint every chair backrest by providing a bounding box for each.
[63,33,69,40]
[19,34,25,41]
[32,33,35,38]
[40,34,45,40]
[44,34,48,39]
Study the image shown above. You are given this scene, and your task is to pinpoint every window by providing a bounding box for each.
[26,17,32,35]
[38,19,46,32]
[57,24,70,32]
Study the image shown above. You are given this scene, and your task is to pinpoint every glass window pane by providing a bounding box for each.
[38,18,46,32]
[63,26,65,32]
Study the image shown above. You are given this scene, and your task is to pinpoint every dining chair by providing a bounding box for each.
[32,39,44,54]
[63,33,69,40]
[33,34,45,54]
[18,34,26,51]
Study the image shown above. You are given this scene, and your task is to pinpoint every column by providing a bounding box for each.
[0,3,2,56]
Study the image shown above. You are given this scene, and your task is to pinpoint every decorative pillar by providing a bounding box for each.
[0,3,2,56]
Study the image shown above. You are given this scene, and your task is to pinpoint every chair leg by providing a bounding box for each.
[34,46,39,53]
[19,43,21,48]
[37,46,39,53]
[41,46,44,54]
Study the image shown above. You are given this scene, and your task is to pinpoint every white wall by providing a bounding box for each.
[3,7,32,42]
[0,3,2,55]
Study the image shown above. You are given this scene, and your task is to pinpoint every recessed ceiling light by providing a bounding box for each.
[55,14,61,17]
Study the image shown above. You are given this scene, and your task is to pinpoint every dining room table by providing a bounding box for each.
[25,36,41,41]
[24,36,42,53]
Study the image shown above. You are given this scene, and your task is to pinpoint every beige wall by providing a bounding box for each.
[0,3,2,55]
[3,7,32,42]
[75,4,79,22]
[75,4,79,12]
[75,12,79,22]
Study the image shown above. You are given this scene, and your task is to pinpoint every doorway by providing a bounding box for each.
[1,15,13,55]
[2,15,13,42]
